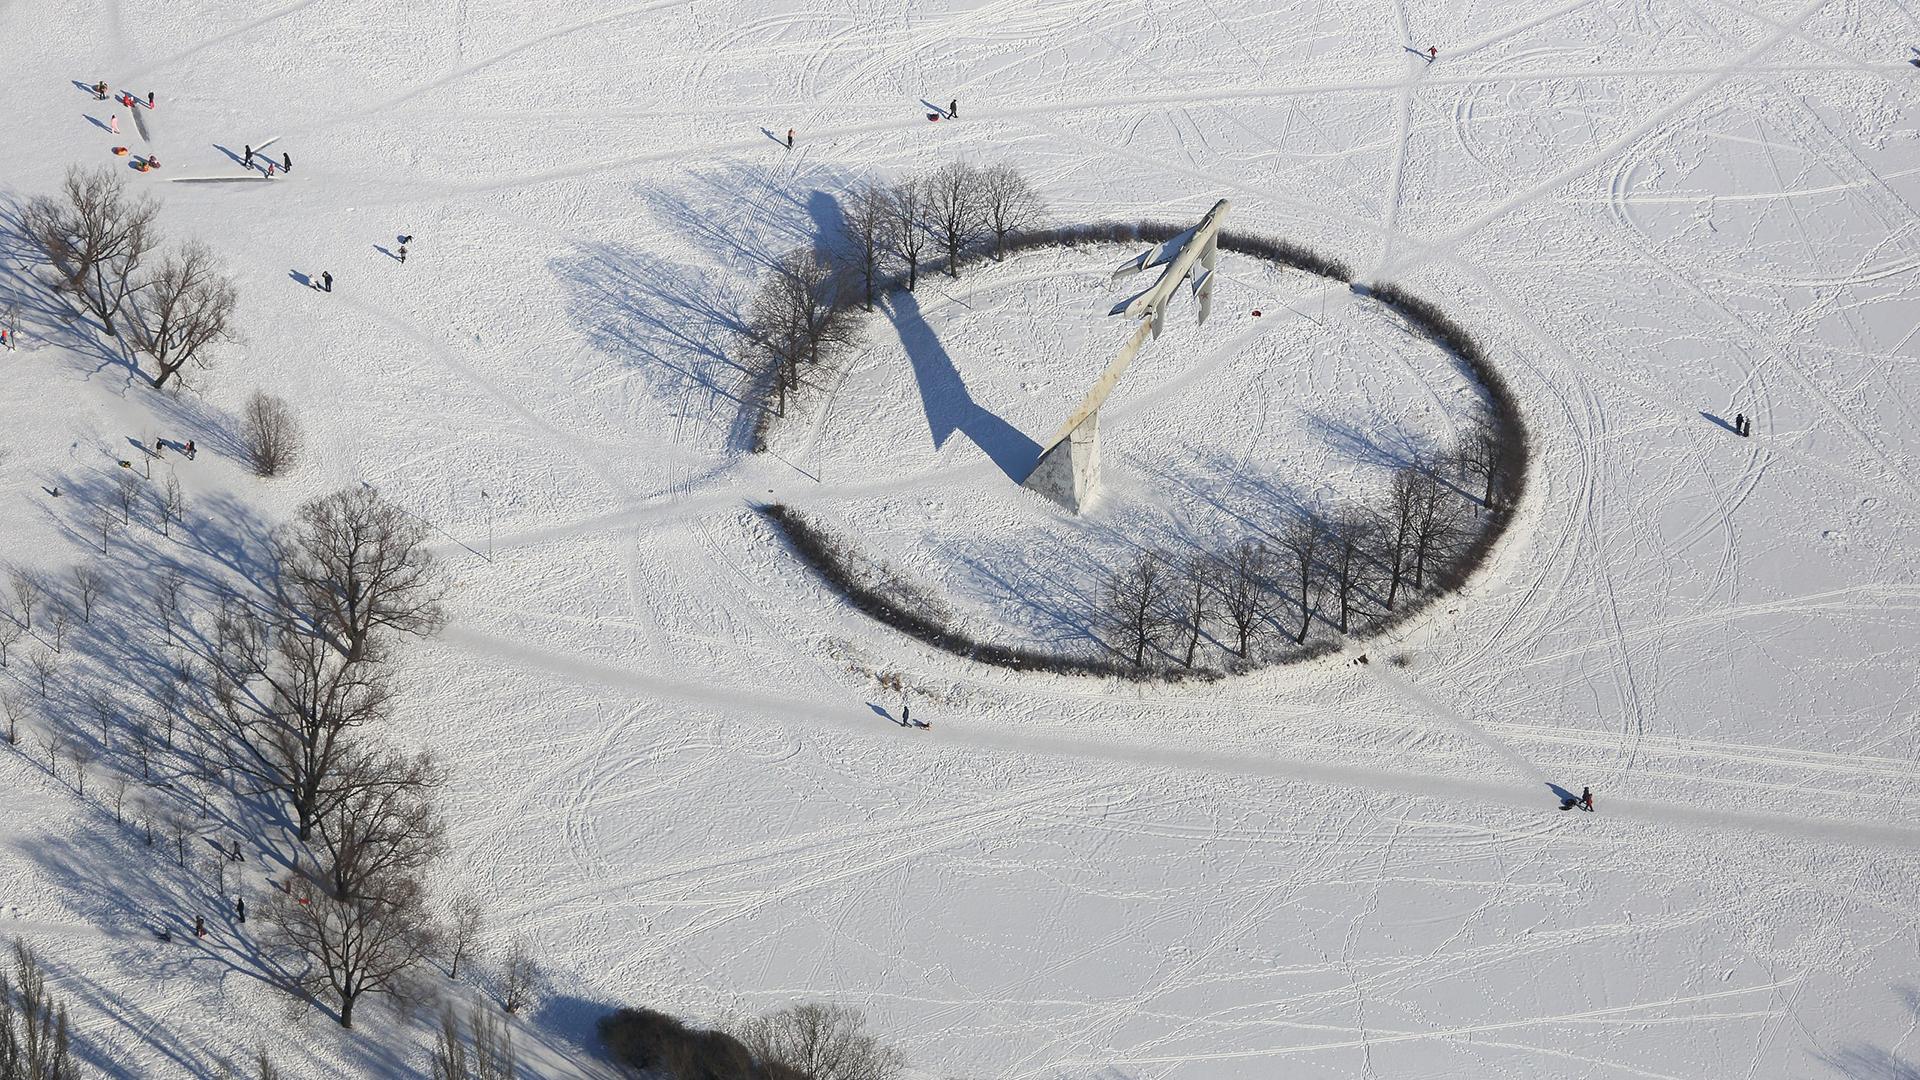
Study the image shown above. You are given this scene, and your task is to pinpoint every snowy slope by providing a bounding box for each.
[2,0,1919,1076]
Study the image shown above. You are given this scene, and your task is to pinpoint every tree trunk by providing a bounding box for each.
[339,990,356,1029]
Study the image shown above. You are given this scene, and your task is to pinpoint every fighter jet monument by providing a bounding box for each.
[1022,199,1232,513]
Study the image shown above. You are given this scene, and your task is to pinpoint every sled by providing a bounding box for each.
[112,146,129,156]
[927,113,941,122]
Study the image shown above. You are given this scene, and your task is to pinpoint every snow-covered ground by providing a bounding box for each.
[2,0,1918,1076]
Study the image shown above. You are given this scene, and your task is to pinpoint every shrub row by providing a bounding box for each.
[758,504,1211,681]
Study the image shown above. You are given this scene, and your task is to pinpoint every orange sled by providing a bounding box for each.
[112,146,129,156]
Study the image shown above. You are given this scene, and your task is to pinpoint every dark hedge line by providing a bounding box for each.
[742,229,1531,681]
[758,504,1218,682]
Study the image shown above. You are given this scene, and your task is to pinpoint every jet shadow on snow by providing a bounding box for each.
[883,288,1041,483]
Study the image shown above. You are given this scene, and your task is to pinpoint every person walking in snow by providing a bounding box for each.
[1580,786,1593,812]
[322,271,333,292]
[194,914,206,938]
[93,80,108,100]
[109,114,118,134]
[282,151,291,173]
[244,145,253,168]
[949,99,958,118]
[1734,413,1745,436]
[235,897,246,924]
[786,128,794,149]
[397,244,407,264]
[185,439,196,459]
[146,90,155,109]
[1427,45,1438,61]
[266,160,277,177]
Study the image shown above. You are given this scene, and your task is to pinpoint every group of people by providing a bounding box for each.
[241,145,293,176]
[1732,412,1752,437]
[92,81,154,109]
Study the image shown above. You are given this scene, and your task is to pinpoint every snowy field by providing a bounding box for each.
[2,0,1919,1077]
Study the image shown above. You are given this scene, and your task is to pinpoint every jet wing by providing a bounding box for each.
[1110,225,1199,281]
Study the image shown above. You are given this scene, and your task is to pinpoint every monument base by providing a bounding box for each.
[1023,409,1101,514]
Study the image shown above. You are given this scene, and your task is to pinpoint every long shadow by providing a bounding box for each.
[883,289,1040,482]
[1699,410,1740,435]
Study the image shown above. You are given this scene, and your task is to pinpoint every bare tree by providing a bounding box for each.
[266,866,439,1029]
[26,165,161,335]
[115,471,141,525]
[1324,507,1376,634]
[1217,539,1272,658]
[279,486,448,661]
[842,181,891,310]
[1278,515,1324,645]
[160,470,185,537]
[153,571,186,643]
[978,163,1045,260]
[98,508,119,554]
[8,939,79,1080]
[1,688,23,743]
[443,896,485,981]
[316,750,448,902]
[0,619,20,668]
[39,728,66,779]
[1457,413,1505,510]
[165,804,196,866]
[8,570,41,632]
[498,936,540,1014]
[241,391,304,477]
[109,773,129,824]
[24,650,59,699]
[87,690,117,747]
[1379,467,1422,610]
[250,631,396,840]
[1177,551,1215,668]
[888,174,929,291]
[736,1002,907,1080]
[925,162,986,276]
[131,240,239,389]
[68,742,95,796]
[1408,468,1470,593]
[70,563,105,623]
[1105,551,1172,669]
[48,607,71,653]
[744,263,809,419]
[431,1001,515,1080]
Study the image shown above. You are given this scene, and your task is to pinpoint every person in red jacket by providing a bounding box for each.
[1581,787,1593,812]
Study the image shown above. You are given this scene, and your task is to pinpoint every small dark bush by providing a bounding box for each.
[600,1006,688,1072]
[600,1006,811,1080]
